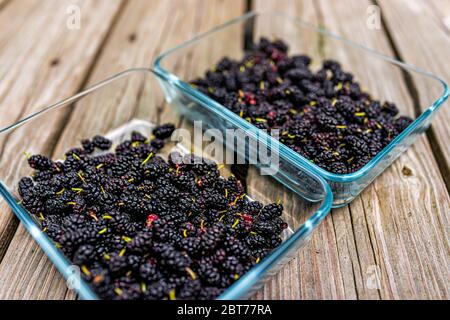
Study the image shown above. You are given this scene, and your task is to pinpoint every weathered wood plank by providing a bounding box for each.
[424,0,450,32]
[377,0,450,185]
[315,0,449,300]
[315,0,407,300]
[251,0,350,300]
[317,0,449,299]
[2,0,447,301]
[0,0,245,299]
[0,0,123,299]
[53,0,246,154]
[252,0,450,299]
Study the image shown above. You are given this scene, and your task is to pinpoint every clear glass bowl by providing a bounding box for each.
[0,69,333,299]
[154,11,449,207]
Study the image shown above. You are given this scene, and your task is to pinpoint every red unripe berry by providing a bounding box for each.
[146,214,159,227]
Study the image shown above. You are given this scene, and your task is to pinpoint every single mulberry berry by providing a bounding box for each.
[152,123,175,139]
[28,155,55,171]
[92,135,112,150]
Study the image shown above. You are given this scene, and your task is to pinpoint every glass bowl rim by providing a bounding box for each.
[153,10,450,183]
[0,67,334,300]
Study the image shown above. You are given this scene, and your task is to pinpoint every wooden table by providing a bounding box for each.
[0,0,448,300]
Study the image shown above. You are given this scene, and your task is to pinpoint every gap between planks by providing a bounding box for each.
[0,0,125,299]
[0,0,125,265]
[0,0,446,297]
[0,0,247,300]
[373,0,450,193]
[250,0,449,300]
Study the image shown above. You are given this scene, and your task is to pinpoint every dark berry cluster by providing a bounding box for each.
[18,123,287,300]
[190,38,414,174]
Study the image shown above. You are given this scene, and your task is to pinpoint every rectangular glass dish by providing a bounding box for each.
[154,11,449,207]
[0,69,333,300]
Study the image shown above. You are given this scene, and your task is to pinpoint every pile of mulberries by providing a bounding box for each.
[17,123,287,300]
[190,38,414,174]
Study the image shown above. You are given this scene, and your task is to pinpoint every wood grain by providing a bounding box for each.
[316,0,449,300]
[424,0,450,33]
[0,0,123,299]
[251,0,350,300]
[0,0,245,299]
[0,0,448,300]
[377,0,450,186]
[251,0,450,299]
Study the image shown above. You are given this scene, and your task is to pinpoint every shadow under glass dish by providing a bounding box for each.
[154,10,449,207]
[0,69,333,300]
